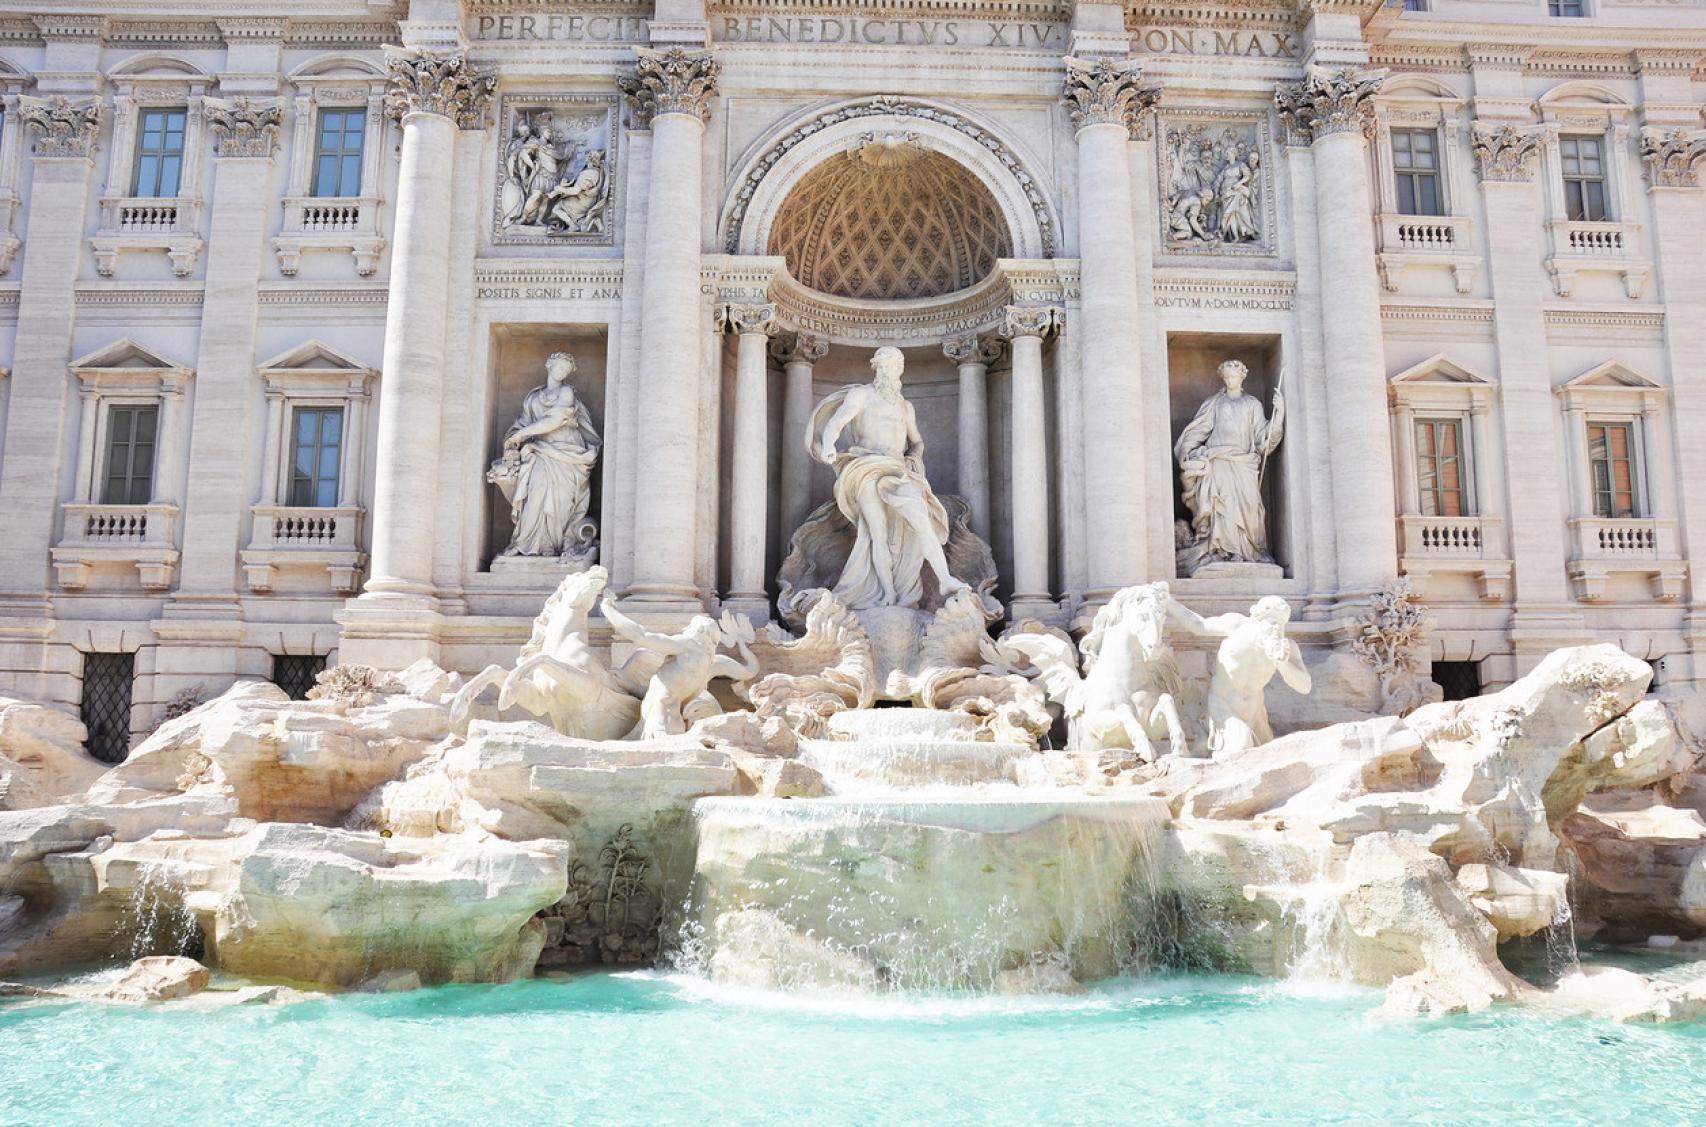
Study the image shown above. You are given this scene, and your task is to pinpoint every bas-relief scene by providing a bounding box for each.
[6,1,1706,1121]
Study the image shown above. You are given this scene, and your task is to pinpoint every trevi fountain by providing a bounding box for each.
[6,0,1706,1121]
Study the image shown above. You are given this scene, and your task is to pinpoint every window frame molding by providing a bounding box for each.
[1370,89,1479,295]
[52,338,193,592]
[242,339,377,595]
[275,57,388,277]
[1537,92,1650,298]
[93,63,211,278]
[1555,360,1684,600]
[1388,354,1511,601]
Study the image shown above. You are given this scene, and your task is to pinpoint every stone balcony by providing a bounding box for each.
[91,195,204,277]
[51,502,180,591]
[1566,516,1686,601]
[241,504,367,594]
[1545,219,1650,299]
[1396,514,1512,601]
[274,196,384,277]
[1375,213,1479,294]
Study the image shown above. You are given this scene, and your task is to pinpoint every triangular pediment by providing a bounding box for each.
[1560,360,1661,391]
[257,339,371,374]
[70,338,189,373]
[1389,354,1491,386]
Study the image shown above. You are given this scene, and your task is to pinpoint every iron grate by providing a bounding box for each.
[81,651,136,764]
[272,653,327,702]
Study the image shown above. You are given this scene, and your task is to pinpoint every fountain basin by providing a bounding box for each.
[681,793,1170,992]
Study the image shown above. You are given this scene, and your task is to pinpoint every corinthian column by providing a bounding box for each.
[174,98,284,607]
[1002,306,1061,620]
[0,97,102,630]
[1464,121,1577,653]
[1274,67,1398,596]
[618,48,719,612]
[724,302,775,620]
[1640,128,1706,679]
[773,332,827,559]
[1062,57,1159,601]
[363,49,494,601]
[944,334,1001,541]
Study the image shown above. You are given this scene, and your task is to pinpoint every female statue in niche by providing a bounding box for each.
[488,351,601,562]
[1174,358,1283,573]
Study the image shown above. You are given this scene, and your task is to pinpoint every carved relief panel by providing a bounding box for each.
[1156,111,1275,258]
[493,94,619,246]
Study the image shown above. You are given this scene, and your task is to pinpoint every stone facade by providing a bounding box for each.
[0,0,1703,749]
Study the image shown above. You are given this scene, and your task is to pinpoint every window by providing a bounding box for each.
[311,109,365,198]
[1560,135,1609,222]
[1587,421,1638,518]
[1431,660,1481,702]
[1392,129,1443,217]
[1548,0,1586,14]
[81,652,135,764]
[1402,0,1427,9]
[132,108,186,199]
[102,405,158,506]
[272,653,327,701]
[1414,418,1467,517]
[288,406,344,508]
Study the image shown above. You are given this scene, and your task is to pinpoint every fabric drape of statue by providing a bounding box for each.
[1176,392,1271,562]
[830,452,950,610]
[507,391,599,556]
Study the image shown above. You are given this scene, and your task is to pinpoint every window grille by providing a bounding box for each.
[1431,661,1481,702]
[81,652,136,764]
[272,654,327,701]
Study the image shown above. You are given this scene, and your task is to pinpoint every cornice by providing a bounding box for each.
[282,21,398,49]
[474,260,627,288]
[257,284,389,306]
[1126,0,1301,30]
[105,21,224,48]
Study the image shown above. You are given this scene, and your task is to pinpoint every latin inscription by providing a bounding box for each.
[477,286,623,301]
[471,15,649,42]
[713,17,1065,48]
[1155,295,1292,311]
[1132,29,1299,58]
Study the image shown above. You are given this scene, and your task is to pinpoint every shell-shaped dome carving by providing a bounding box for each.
[768,145,1013,301]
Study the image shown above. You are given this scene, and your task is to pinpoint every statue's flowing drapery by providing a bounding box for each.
[505,387,600,556]
[807,386,951,610]
[1174,391,1273,563]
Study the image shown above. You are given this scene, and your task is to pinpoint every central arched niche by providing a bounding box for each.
[768,142,1014,301]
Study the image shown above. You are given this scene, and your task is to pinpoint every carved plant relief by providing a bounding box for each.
[494,96,619,245]
[1158,114,1273,255]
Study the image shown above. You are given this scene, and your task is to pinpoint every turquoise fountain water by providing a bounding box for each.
[5,969,1706,1125]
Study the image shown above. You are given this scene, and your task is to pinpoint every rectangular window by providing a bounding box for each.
[1415,417,1468,517]
[132,107,187,199]
[271,653,327,702]
[1588,421,1638,519]
[1549,0,1586,14]
[1402,0,1427,9]
[1391,129,1444,217]
[311,109,366,198]
[288,406,344,508]
[1560,135,1609,222]
[102,405,158,506]
[81,651,135,764]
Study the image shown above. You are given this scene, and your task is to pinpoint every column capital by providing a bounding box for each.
[1640,127,1706,189]
[1470,121,1546,184]
[1061,56,1160,138]
[944,334,1004,366]
[619,47,719,127]
[1274,65,1384,146]
[384,47,496,131]
[770,331,827,365]
[205,96,283,160]
[722,302,776,336]
[19,95,101,160]
[999,305,1063,341]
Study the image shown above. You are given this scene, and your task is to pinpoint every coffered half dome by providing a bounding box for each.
[767,141,1014,302]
